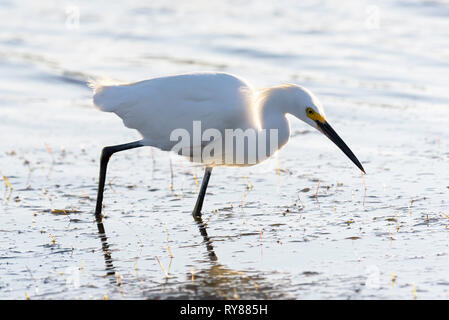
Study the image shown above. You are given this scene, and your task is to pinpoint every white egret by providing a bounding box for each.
[91,72,364,218]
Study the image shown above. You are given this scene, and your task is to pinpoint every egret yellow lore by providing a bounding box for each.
[91,72,364,218]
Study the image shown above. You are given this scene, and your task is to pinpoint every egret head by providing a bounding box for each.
[287,85,366,174]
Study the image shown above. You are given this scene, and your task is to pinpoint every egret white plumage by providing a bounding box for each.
[91,72,364,219]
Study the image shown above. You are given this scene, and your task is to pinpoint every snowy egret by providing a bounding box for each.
[92,72,364,218]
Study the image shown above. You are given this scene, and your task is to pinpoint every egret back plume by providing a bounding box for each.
[91,79,138,113]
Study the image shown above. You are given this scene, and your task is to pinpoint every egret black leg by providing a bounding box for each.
[192,167,213,218]
[95,140,144,220]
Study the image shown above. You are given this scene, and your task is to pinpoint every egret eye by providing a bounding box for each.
[307,108,314,115]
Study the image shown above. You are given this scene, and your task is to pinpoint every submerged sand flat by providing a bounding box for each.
[0,0,448,299]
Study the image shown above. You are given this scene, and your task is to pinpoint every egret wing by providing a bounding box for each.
[93,72,256,151]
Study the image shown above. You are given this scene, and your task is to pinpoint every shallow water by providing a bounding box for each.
[0,0,448,299]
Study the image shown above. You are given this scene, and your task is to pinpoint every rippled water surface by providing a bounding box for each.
[0,0,448,299]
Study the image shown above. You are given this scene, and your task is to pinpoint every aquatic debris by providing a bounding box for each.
[193,172,198,188]
[45,143,52,154]
[60,147,66,159]
[302,271,320,276]
[391,273,396,288]
[49,233,56,244]
[115,272,124,286]
[5,150,17,156]
[2,175,13,201]
[240,183,250,208]
[297,195,304,209]
[167,257,173,275]
[155,256,169,278]
[388,231,395,244]
[45,143,55,164]
[313,179,321,198]
[412,283,417,299]
[25,265,39,295]
[203,216,211,228]
[81,191,92,200]
[243,176,253,190]
[164,224,173,258]
[385,214,400,232]
[51,208,81,215]
[441,212,449,228]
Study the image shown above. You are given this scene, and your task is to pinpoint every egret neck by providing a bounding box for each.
[257,87,292,159]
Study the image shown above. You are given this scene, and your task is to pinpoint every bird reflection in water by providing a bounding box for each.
[193,215,218,262]
[95,218,116,278]
[95,215,282,299]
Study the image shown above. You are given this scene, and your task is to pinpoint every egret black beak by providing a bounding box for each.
[316,121,365,174]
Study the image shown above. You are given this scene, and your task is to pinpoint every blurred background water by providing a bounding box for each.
[0,0,448,299]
